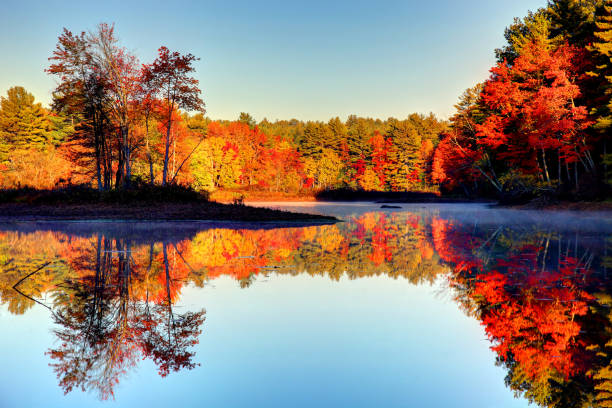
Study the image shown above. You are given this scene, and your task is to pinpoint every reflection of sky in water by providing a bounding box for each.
[1,275,525,407]
[1,202,611,407]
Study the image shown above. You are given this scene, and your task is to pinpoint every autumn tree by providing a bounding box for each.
[48,27,117,189]
[191,127,241,190]
[134,66,162,184]
[477,41,591,190]
[87,23,141,187]
[433,0,612,198]
[303,148,344,190]
[368,131,391,188]
[142,46,205,185]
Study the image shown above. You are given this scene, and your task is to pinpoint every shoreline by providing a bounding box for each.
[506,200,612,211]
[0,201,338,224]
[1,197,610,222]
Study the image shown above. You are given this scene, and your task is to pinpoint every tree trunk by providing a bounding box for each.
[557,148,561,187]
[574,162,579,191]
[162,111,173,186]
[123,125,131,188]
[93,111,103,191]
[145,116,154,185]
[115,145,124,189]
[605,141,608,178]
[172,137,176,179]
[542,148,551,186]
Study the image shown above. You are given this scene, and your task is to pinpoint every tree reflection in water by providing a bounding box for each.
[0,211,610,406]
[433,217,612,408]
[44,235,205,400]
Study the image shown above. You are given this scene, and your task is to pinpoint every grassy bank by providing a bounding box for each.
[209,189,316,203]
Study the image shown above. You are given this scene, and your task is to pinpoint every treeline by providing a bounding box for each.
[192,113,447,194]
[0,85,448,194]
[433,0,612,200]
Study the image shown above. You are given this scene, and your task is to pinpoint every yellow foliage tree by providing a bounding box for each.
[191,136,242,191]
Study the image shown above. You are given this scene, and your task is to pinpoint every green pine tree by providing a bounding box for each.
[385,120,422,191]
[327,116,347,152]
[495,10,556,63]
[587,1,612,183]
[0,86,60,160]
[238,112,256,129]
[299,121,332,160]
[346,115,372,162]
[548,0,602,46]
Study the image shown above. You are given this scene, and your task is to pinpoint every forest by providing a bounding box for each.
[0,0,611,203]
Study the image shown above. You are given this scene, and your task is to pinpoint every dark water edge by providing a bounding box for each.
[0,202,338,223]
[314,189,489,203]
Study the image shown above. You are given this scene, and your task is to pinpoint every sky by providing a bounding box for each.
[0,0,546,121]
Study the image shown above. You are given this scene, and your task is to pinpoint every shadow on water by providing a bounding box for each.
[1,206,612,406]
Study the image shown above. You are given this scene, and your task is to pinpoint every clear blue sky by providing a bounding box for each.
[0,0,545,121]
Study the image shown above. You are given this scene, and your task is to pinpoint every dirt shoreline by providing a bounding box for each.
[0,202,338,223]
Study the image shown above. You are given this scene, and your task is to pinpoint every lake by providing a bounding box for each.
[0,203,610,407]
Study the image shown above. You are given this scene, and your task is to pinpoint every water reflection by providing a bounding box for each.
[433,218,612,407]
[0,207,611,407]
[12,234,207,400]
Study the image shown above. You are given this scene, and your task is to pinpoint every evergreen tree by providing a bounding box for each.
[588,0,612,183]
[547,0,602,46]
[386,120,422,190]
[238,112,256,129]
[0,87,59,159]
[346,115,372,162]
[327,116,346,151]
[299,121,331,160]
[495,10,555,63]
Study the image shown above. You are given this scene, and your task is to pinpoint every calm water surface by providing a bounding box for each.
[1,203,611,407]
